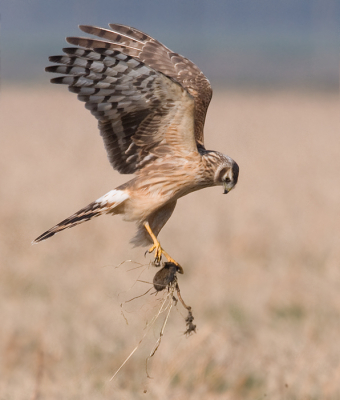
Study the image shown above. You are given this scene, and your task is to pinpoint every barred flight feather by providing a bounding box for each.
[46,24,212,174]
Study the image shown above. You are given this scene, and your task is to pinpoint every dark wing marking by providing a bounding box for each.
[47,45,197,174]
[75,24,212,147]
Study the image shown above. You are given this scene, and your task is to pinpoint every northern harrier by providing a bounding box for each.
[33,24,239,273]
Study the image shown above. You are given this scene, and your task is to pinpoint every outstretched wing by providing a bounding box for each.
[77,24,212,147]
[46,24,212,174]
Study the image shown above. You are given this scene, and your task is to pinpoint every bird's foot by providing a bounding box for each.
[148,242,163,265]
[147,243,183,274]
[144,221,184,273]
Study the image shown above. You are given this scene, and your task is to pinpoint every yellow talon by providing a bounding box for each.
[144,222,184,274]
[147,242,163,264]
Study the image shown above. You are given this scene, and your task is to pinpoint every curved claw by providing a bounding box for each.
[148,243,162,266]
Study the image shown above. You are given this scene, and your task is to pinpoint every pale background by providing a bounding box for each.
[1,1,339,399]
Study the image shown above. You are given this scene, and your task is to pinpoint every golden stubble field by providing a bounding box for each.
[1,86,339,399]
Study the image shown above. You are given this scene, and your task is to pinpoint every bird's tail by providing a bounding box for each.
[32,189,129,244]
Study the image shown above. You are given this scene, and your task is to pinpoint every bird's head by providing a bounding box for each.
[214,154,239,194]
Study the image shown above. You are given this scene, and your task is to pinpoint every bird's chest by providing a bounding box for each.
[123,156,203,221]
[124,175,194,221]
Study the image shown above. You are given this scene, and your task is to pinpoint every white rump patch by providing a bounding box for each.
[95,190,129,206]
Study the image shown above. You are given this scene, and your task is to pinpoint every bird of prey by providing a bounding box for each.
[33,24,239,273]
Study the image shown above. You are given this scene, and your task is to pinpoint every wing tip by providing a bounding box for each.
[45,65,56,73]
[48,55,62,63]
[49,76,68,85]
[66,36,78,46]
[79,24,92,33]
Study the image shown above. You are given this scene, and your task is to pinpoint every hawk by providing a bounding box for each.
[33,24,239,273]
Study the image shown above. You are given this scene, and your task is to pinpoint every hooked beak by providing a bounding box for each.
[223,182,229,194]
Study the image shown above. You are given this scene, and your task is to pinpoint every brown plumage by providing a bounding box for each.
[33,23,239,270]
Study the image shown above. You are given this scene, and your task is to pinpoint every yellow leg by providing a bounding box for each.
[144,222,183,274]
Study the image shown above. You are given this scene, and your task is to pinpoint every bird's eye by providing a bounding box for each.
[224,177,231,183]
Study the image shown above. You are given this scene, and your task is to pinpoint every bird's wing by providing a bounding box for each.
[46,24,212,174]
[79,24,212,147]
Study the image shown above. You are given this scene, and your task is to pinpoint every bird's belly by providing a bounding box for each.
[122,189,175,223]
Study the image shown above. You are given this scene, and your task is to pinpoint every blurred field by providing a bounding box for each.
[1,86,339,399]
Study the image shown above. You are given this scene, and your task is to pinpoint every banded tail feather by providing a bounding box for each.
[32,189,129,244]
